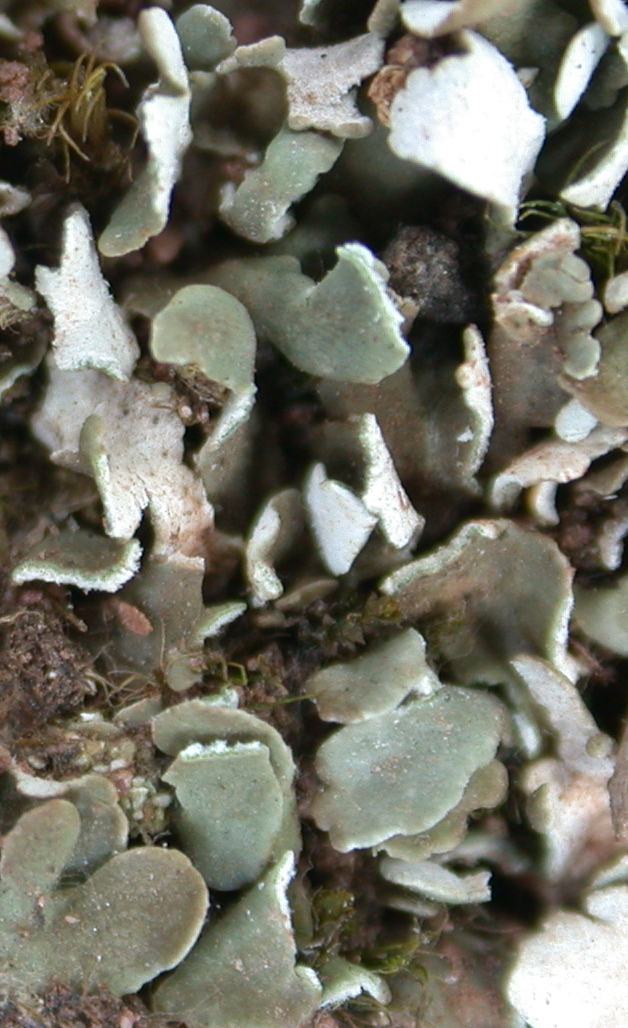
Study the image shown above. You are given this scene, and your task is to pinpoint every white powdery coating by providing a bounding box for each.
[388,30,546,220]
[220,33,383,138]
[36,205,139,380]
[320,957,391,1007]
[400,0,513,37]
[282,33,384,137]
[489,426,628,522]
[12,534,142,593]
[33,363,213,557]
[554,22,608,122]
[0,226,14,279]
[245,489,303,606]
[304,463,377,575]
[99,8,192,256]
[554,399,598,441]
[591,0,628,35]
[511,655,614,779]
[603,269,628,313]
[357,414,423,548]
[179,740,264,760]
[508,885,628,1028]
[561,95,628,209]
[134,8,191,217]
[455,324,494,481]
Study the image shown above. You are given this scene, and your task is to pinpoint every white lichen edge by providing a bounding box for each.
[591,0,628,35]
[508,884,628,1028]
[356,414,424,549]
[99,8,192,257]
[245,489,303,606]
[400,0,513,37]
[12,535,142,592]
[36,205,139,380]
[219,33,384,138]
[560,58,628,208]
[320,956,391,1007]
[387,30,546,222]
[455,324,494,483]
[488,426,628,524]
[304,463,377,576]
[553,22,609,123]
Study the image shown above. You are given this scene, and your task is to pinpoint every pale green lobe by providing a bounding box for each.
[511,655,613,778]
[220,128,343,243]
[11,529,141,592]
[176,4,236,70]
[14,770,130,874]
[209,243,408,383]
[40,848,209,995]
[380,519,576,687]
[150,284,256,393]
[153,853,322,1028]
[565,309,628,427]
[196,387,256,515]
[163,741,284,890]
[380,857,492,904]
[0,801,208,997]
[0,800,80,919]
[575,572,628,657]
[98,8,191,257]
[153,699,301,857]
[380,759,508,861]
[312,686,506,851]
[112,554,243,692]
[307,628,438,724]
[57,775,129,874]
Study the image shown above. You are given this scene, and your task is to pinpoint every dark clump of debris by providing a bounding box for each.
[0,585,93,738]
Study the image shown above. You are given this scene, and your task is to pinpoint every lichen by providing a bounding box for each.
[0,798,207,998]
[5,1,628,1025]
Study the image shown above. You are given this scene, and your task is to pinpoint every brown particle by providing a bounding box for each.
[108,597,154,637]
[368,34,455,125]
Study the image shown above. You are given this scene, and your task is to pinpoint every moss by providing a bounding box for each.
[519,197,628,279]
